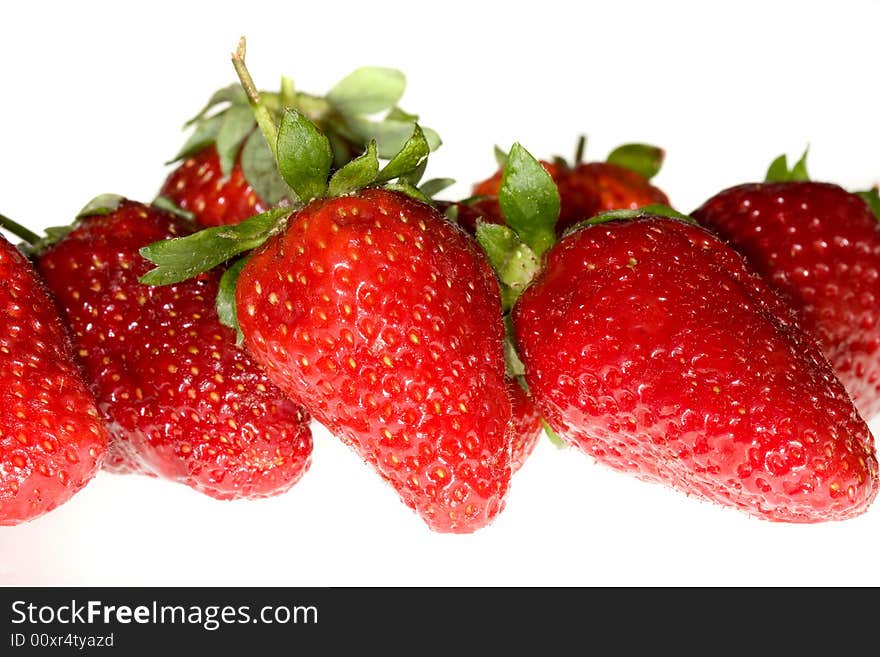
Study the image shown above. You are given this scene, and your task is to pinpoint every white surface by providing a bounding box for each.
[1,0,879,587]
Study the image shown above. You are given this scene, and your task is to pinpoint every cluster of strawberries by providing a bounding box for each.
[2,42,878,533]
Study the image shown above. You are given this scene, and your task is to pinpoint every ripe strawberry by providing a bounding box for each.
[471,142,669,234]
[236,188,512,532]
[513,213,878,521]
[159,45,439,227]
[141,76,515,530]
[159,145,266,227]
[0,231,108,525]
[692,156,880,420]
[34,198,312,500]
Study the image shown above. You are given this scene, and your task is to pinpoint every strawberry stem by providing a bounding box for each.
[231,37,279,160]
[574,134,587,165]
[0,212,40,245]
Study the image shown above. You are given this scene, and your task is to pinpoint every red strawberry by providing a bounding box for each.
[235,189,512,532]
[159,145,266,227]
[0,232,108,524]
[507,381,542,473]
[471,143,669,234]
[513,213,877,521]
[34,198,312,500]
[141,53,512,532]
[692,164,880,420]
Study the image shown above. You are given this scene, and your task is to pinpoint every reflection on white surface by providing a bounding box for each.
[2,417,879,587]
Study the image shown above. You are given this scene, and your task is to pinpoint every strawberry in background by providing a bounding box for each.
[692,151,880,421]
[465,138,669,235]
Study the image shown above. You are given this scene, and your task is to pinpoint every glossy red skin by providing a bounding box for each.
[37,201,312,500]
[0,236,108,524]
[472,160,669,234]
[693,182,880,420]
[507,381,542,473]
[514,217,878,522]
[237,189,512,533]
[159,146,266,227]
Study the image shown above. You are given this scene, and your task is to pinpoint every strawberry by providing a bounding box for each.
[0,228,108,524]
[692,152,880,420]
[158,41,440,227]
[474,144,877,522]
[140,52,513,531]
[159,145,266,227]
[30,197,313,500]
[470,141,669,234]
[236,188,512,531]
[515,213,877,521]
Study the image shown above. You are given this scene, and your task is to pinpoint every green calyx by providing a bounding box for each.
[474,142,560,311]
[606,143,665,180]
[139,206,292,287]
[765,147,810,183]
[231,39,434,207]
[167,37,441,212]
[139,41,439,336]
[856,187,880,223]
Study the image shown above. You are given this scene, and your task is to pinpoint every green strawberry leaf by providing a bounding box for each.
[327,140,380,196]
[606,143,665,180]
[856,187,880,222]
[78,194,126,218]
[375,124,430,184]
[139,206,291,286]
[382,181,432,204]
[385,106,418,122]
[169,114,225,163]
[419,178,456,198]
[215,106,257,177]
[327,67,406,116]
[400,158,428,187]
[240,129,294,206]
[765,147,810,182]
[344,116,441,158]
[276,109,333,203]
[494,145,508,168]
[443,203,459,223]
[498,143,560,257]
[475,222,541,310]
[184,84,248,127]
[152,196,196,222]
[541,420,568,449]
[216,256,250,341]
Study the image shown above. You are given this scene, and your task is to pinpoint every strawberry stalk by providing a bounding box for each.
[0,212,41,245]
[230,37,279,161]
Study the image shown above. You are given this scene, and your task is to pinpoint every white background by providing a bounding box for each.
[1,0,879,586]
